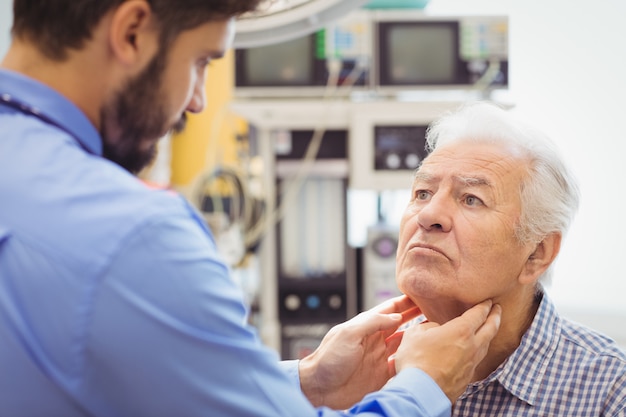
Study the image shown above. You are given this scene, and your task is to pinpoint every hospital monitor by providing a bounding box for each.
[374,13,509,93]
[377,21,462,86]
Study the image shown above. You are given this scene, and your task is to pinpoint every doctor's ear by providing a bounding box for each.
[108,0,158,67]
[520,233,562,285]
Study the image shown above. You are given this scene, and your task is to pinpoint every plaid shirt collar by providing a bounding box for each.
[460,288,559,406]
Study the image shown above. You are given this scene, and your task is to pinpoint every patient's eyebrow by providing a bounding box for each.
[413,172,491,187]
[413,171,436,184]
[412,169,494,195]
[454,175,492,188]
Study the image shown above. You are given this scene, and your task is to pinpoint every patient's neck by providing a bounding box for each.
[420,286,541,382]
[472,288,541,381]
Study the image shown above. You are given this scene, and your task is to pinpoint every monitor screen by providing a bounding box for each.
[235,32,370,93]
[235,35,318,87]
[377,21,463,86]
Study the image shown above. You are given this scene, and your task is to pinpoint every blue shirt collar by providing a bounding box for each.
[0,68,102,155]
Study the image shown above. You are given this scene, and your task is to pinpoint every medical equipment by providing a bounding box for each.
[350,100,463,190]
[375,12,508,94]
[234,10,372,98]
[233,9,508,99]
[362,224,401,310]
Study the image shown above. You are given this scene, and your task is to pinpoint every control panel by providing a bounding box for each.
[374,125,429,171]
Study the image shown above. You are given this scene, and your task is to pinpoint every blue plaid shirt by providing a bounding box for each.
[453,291,626,416]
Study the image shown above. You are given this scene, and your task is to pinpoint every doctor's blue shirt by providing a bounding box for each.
[0,69,449,417]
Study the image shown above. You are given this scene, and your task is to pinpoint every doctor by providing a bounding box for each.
[0,1,501,416]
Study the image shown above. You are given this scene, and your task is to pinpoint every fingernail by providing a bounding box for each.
[389,313,402,321]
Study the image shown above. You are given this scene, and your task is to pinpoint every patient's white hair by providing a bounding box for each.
[425,102,580,283]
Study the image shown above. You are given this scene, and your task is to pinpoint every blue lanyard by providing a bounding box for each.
[1,92,61,129]
[0,92,87,150]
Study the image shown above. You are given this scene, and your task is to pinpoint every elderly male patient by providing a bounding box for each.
[396,102,626,416]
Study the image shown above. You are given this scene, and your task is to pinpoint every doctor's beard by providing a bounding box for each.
[100,48,185,174]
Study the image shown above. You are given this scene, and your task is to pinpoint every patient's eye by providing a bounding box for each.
[464,195,483,206]
[415,190,431,201]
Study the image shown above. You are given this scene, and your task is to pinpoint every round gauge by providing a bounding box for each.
[373,236,397,258]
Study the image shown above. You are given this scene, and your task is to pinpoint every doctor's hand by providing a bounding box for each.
[298,295,421,410]
[393,300,502,403]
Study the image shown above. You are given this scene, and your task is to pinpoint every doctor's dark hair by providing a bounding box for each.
[11,0,262,61]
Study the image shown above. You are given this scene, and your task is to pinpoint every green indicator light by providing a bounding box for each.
[316,30,326,59]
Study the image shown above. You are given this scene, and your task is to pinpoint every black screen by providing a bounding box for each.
[378,21,463,86]
[235,35,318,87]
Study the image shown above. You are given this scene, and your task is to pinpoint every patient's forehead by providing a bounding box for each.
[420,141,527,176]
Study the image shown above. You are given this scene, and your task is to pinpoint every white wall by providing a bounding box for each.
[0,0,11,58]
[509,0,626,345]
[508,0,626,309]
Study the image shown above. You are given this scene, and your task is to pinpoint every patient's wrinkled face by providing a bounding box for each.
[395,140,534,320]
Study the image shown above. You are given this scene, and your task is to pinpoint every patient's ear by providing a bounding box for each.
[519,233,562,285]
